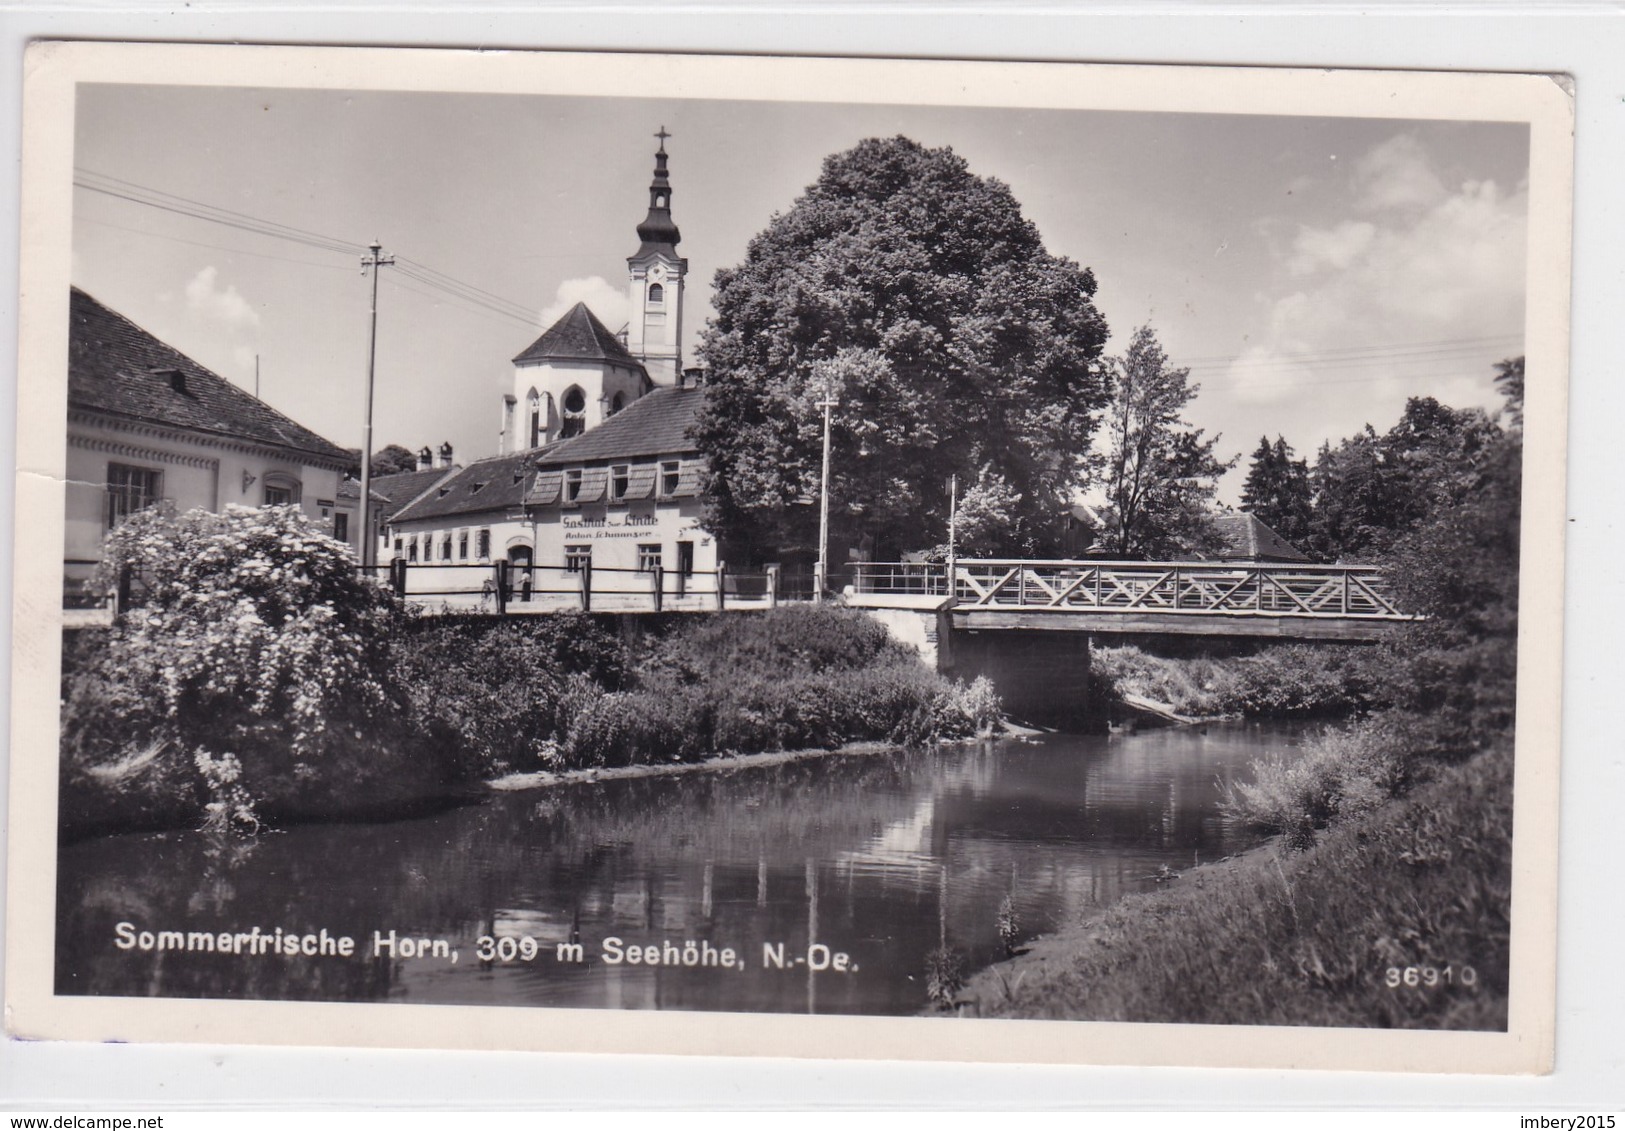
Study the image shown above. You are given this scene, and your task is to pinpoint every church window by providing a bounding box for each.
[561,386,587,438]
[659,460,681,498]
[610,392,625,416]
[565,544,592,574]
[530,408,541,448]
[458,530,469,560]
[637,544,662,574]
[565,469,583,503]
[647,283,664,305]
[105,463,162,529]
[611,464,630,500]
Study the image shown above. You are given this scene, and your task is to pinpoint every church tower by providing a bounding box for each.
[625,127,687,387]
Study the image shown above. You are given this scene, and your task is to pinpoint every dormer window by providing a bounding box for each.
[565,468,583,503]
[647,283,664,306]
[611,464,630,501]
[659,460,681,498]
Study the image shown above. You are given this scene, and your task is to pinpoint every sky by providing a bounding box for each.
[70,84,1530,503]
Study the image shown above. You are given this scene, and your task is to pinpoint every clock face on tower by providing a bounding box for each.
[648,263,669,284]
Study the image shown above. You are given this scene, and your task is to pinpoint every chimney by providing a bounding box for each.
[417,446,433,471]
[438,441,454,469]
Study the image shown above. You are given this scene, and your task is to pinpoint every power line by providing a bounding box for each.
[74,166,542,329]
[1171,333,1522,367]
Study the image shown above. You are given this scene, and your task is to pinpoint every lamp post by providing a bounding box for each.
[947,473,958,600]
[814,371,838,601]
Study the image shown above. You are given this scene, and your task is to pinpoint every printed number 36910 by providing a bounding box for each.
[1385,965,1476,988]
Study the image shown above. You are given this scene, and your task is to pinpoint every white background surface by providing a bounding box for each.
[1,1,1621,1110]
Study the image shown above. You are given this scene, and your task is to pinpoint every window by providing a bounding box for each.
[560,386,587,439]
[440,537,452,562]
[334,512,349,543]
[106,463,161,528]
[637,544,662,574]
[393,537,403,558]
[610,392,625,416]
[477,528,491,560]
[262,473,301,508]
[611,464,630,501]
[565,544,592,574]
[408,537,419,562]
[458,530,469,560]
[529,408,541,449]
[648,283,664,305]
[659,460,681,498]
[565,468,583,502]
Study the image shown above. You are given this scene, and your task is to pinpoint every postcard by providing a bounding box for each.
[6,42,1571,1073]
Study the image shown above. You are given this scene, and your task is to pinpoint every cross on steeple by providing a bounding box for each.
[655,125,671,150]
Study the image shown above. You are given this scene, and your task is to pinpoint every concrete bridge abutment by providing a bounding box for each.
[855,603,1098,732]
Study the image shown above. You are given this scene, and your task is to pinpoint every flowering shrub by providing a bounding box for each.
[62,505,433,832]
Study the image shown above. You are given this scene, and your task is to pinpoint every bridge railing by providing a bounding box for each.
[851,558,1410,620]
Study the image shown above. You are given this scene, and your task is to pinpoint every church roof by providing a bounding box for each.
[512,303,641,367]
[389,451,539,524]
[1212,511,1310,563]
[68,286,350,466]
[533,385,706,467]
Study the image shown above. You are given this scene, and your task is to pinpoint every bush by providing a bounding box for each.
[1221,719,1406,849]
[393,616,629,777]
[60,505,435,833]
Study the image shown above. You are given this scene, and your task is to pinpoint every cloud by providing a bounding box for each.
[184,266,260,329]
[1352,134,1450,213]
[537,276,630,334]
[1225,135,1525,410]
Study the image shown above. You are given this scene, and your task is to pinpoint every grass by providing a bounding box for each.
[963,740,1512,1029]
[1092,643,1392,720]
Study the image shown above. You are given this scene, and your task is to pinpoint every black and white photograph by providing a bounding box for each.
[6,43,1570,1072]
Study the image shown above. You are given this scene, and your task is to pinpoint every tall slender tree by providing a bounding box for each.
[1240,435,1314,549]
[1100,325,1234,558]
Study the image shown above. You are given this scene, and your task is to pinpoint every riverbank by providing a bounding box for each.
[950,739,1511,1029]
[61,553,1004,839]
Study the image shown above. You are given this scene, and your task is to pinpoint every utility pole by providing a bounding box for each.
[947,473,958,600]
[814,371,838,601]
[359,241,395,575]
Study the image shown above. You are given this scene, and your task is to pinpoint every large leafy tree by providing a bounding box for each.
[695,136,1111,562]
[1099,325,1234,558]
[1240,435,1314,550]
[1309,395,1503,562]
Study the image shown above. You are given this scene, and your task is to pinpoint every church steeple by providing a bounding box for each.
[626,127,688,386]
[634,127,682,259]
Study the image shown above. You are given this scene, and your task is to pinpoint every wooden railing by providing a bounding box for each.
[851,559,1410,620]
[371,558,785,615]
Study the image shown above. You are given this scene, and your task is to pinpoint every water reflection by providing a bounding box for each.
[56,721,1308,1015]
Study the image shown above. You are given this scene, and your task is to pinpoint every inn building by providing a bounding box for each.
[381,130,723,607]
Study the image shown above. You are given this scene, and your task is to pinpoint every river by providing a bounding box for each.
[55,721,1312,1015]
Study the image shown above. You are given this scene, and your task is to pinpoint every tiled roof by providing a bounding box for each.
[68,287,350,465]
[512,302,641,368]
[1213,511,1310,562]
[389,451,539,524]
[534,385,705,467]
[359,466,461,516]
